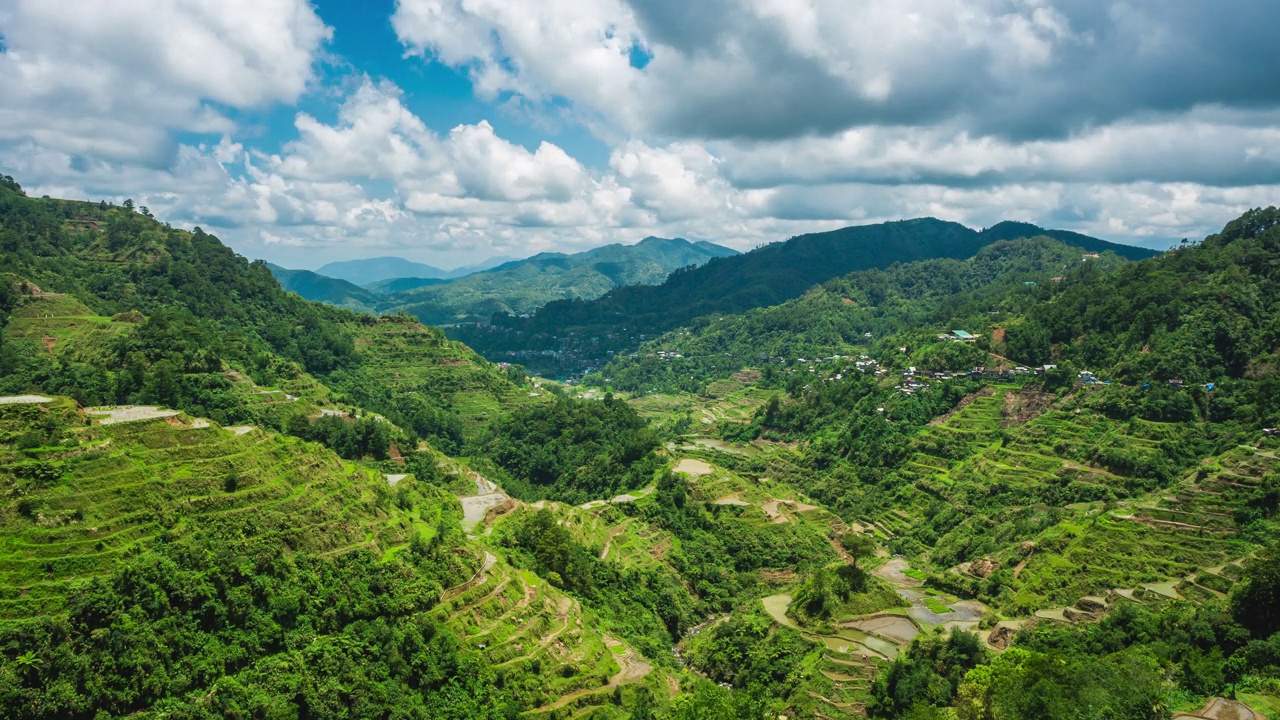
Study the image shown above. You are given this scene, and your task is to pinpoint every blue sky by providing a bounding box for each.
[2,0,1280,270]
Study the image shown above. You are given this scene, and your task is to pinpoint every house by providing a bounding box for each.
[1169,379,1184,388]
[1052,276,1065,282]
[951,330,977,342]
[1264,428,1278,437]
[1034,365,1057,376]
[1079,371,1097,384]
[1082,253,1100,261]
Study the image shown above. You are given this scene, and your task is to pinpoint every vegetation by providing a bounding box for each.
[381,236,737,325]
[2,176,1279,719]
[479,395,661,503]
[453,218,1152,376]
[266,262,380,313]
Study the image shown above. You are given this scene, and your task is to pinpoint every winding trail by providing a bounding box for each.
[442,551,497,601]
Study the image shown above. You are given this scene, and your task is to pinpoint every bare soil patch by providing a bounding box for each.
[1001,387,1054,427]
[674,458,713,475]
[0,395,52,405]
[847,614,920,644]
[86,406,179,424]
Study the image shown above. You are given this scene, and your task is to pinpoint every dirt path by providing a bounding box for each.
[1174,697,1265,720]
[600,520,631,560]
[530,634,652,713]
[442,551,497,600]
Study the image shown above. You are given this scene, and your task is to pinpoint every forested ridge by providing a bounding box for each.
[451,218,1155,376]
[0,174,1277,720]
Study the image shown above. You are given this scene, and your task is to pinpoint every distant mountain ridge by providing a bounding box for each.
[317,256,452,285]
[378,236,738,325]
[315,254,516,286]
[450,217,1157,376]
[267,263,380,312]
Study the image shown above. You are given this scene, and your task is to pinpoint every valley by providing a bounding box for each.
[0,180,1277,720]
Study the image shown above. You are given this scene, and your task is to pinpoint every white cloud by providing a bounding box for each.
[0,0,330,163]
[3,1,1279,270]
[392,0,1280,148]
[716,111,1280,188]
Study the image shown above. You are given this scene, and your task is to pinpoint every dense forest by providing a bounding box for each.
[0,179,526,459]
[589,236,1126,394]
[1,174,1278,719]
[451,219,1154,376]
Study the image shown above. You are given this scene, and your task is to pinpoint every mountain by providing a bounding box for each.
[0,179,533,452]
[363,275,453,295]
[2,174,1278,718]
[453,218,1155,376]
[450,254,520,276]
[979,220,1156,260]
[266,262,379,312]
[315,254,525,287]
[594,235,1129,394]
[316,255,453,285]
[379,236,738,325]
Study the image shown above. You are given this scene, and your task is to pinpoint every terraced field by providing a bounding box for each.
[0,398,443,619]
[4,293,133,364]
[858,385,1271,617]
[433,552,661,716]
[346,316,544,434]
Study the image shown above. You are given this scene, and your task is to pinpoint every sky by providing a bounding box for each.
[2,1,1280,270]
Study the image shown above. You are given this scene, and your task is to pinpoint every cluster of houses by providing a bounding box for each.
[893,364,1063,395]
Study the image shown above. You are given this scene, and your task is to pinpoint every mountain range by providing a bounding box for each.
[270,236,738,323]
[1,175,1277,719]
[314,254,515,286]
[377,236,738,324]
[453,217,1156,375]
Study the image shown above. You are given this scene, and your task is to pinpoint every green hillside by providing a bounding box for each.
[593,236,1128,394]
[376,236,737,325]
[453,218,1153,377]
[267,262,379,313]
[1,174,1278,720]
[0,181,534,457]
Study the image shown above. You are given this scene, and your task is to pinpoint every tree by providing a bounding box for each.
[1232,542,1280,638]
[1224,654,1247,700]
[840,531,875,569]
[123,198,135,212]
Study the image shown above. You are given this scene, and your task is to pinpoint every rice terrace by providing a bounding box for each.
[2,2,1280,718]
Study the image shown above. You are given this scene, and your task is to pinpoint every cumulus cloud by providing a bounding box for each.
[3,0,1280,269]
[715,111,1280,189]
[392,0,1280,141]
[0,0,330,164]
